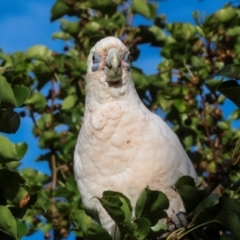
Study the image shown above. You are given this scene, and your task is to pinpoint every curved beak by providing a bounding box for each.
[105,48,122,85]
[105,48,121,73]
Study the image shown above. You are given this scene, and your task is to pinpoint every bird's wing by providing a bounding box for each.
[149,110,199,189]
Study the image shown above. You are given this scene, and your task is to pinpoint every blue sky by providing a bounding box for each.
[0,0,237,239]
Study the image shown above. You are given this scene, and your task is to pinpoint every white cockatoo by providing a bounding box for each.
[74,36,199,237]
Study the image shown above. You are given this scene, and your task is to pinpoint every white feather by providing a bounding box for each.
[74,36,198,237]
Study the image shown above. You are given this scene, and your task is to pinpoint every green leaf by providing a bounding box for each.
[215,211,240,239]
[20,168,50,187]
[34,114,51,133]
[175,176,196,189]
[226,26,240,37]
[11,186,29,207]
[27,192,51,212]
[149,26,166,43]
[195,193,219,216]
[218,197,240,216]
[133,218,151,240]
[0,75,17,107]
[12,85,30,107]
[0,168,25,200]
[173,99,187,113]
[63,137,77,155]
[217,121,231,130]
[0,136,28,162]
[88,0,118,11]
[229,170,240,184]
[15,219,28,239]
[122,222,137,237]
[52,31,71,40]
[34,192,51,212]
[132,0,156,19]
[33,63,52,90]
[176,185,206,213]
[60,19,80,35]
[0,135,18,162]
[5,161,21,170]
[66,175,78,192]
[217,80,240,108]
[102,191,132,224]
[15,142,28,160]
[131,67,149,89]
[25,92,47,112]
[135,187,169,225]
[213,64,240,79]
[70,210,92,234]
[72,60,87,75]
[82,22,101,35]
[97,195,125,224]
[25,45,53,63]
[229,109,240,119]
[70,210,112,240]
[0,109,20,134]
[0,205,17,239]
[191,56,206,69]
[8,207,26,219]
[214,7,238,23]
[86,222,112,240]
[38,131,60,149]
[51,0,70,21]
[205,79,221,92]
[150,221,167,236]
[162,42,190,62]
[0,66,13,75]
[193,205,220,226]
[62,95,77,110]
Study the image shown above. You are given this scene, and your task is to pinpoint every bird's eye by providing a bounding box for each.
[92,52,101,63]
[123,52,130,63]
[123,52,131,71]
[92,52,101,72]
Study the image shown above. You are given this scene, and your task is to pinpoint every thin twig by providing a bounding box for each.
[50,79,55,129]
[27,106,42,136]
[198,88,218,163]
[77,79,84,95]
[51,153,57,190]
[56,164,68,171]
[49,78,58,239]
[50,79,57,190]
[232,132,240,164]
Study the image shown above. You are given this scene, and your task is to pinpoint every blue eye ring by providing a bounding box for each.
[123,52,130,63]
[123,52,131,71]
[92,52,101,72]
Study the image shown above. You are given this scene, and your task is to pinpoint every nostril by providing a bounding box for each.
[105,61,121,70]
[105,62,112,69]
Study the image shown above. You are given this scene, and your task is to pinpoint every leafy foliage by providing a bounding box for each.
[0,68,51,239]
[1,0,240,239]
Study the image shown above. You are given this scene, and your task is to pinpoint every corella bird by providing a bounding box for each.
[74,36,198,237]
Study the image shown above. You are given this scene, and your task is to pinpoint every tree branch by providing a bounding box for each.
[198,88,218,163]
[27,106,42,136]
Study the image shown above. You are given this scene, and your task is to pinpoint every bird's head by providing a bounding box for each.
[85,37,134,103]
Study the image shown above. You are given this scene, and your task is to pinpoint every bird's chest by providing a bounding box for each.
[79,101,151,174]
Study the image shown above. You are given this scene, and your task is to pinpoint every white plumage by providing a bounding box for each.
[74,36,198,236]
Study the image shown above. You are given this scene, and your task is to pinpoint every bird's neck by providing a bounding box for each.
[85,80,141,113]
